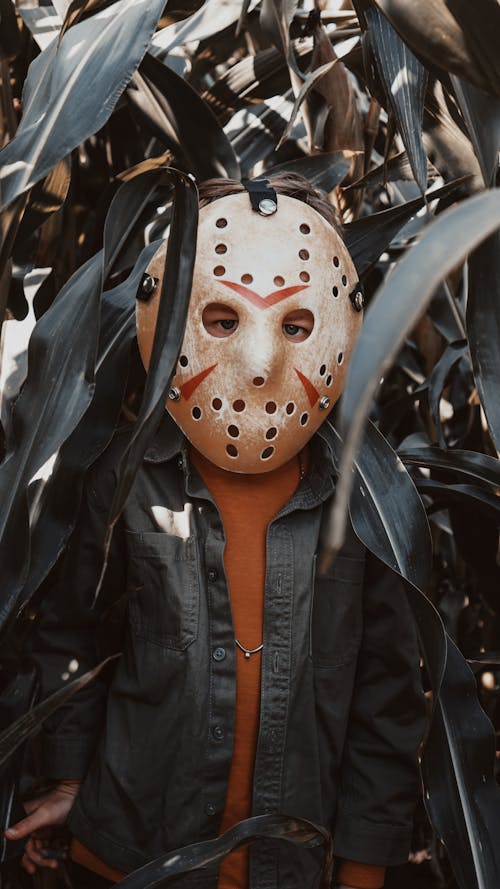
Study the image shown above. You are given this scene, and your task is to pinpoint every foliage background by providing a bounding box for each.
[1,1,500,887]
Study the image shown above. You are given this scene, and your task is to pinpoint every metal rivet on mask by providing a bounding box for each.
[349,282,365,312]
[137,274,158,301]
[168,386,181,402]
[258,198,277,216]
[319,396,330,410]
[353,290,364,312]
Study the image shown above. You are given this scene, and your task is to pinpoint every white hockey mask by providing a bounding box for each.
[136,190,363,474]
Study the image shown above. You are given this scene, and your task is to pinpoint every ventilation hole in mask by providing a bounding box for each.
[333,256,340,268]
[286,402,295,415]
[233,399,245,412]
[253,376,265,387]
[265,401,277,414]
[241,273,253,284]
[179,355,189,367]
[261,446,275,460]
[266,427,277,440]
[216,218,227,229]
[338,352,344,365]
[299,249,309,261]
[332,286,339,298]
[192,406,202,420]
[300,412,309,426]
[326,374,333,387]
[300,223,310,234]
[228,425,239,438]
[341,274,347,286]
[213,265,225,277]
[212,398,222,410]
[274,275,285,287]
[319,364,326,376]
[215,243,227,254]
[299,271,310,283]
[226,444,238,457]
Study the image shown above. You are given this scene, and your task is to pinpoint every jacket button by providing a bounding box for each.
[213,647,226,661]
[208,568,218,582]
[212,725,224,741]
[205,802,216,816]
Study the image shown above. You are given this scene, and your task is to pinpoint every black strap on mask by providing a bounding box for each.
[241,177,278,216]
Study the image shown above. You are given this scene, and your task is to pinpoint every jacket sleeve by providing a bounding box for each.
[29,461,127,781]
[332,551,427,867]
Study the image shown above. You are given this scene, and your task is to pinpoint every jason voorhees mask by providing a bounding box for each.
[136,188,363,474]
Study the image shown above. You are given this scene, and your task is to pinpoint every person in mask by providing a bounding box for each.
[5,174,426,889]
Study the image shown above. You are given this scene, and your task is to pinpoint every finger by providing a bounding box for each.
[5,807,52,840]
[21,851,36,876]
[24,839,59,870]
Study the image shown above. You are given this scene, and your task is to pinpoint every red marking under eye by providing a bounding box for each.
[294,368,320,408]
[220,280,309,309]
[180,364,217,401]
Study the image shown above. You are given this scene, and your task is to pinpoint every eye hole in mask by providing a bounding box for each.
[282,309,314,342]
[202,303,239,338]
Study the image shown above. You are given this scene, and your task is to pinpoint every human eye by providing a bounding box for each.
[282,309,314,342]
[283,323,303,337]
[219,318,237,331]
[202,303,239,338]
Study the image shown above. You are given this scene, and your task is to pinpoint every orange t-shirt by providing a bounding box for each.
[191,447,306,889]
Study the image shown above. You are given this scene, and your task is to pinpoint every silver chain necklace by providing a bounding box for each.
[235,639,264,659]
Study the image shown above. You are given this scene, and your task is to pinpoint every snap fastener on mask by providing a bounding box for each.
[349,287,364,312]
[168,386,181,402]
[319,396,330,410]
[137,274,158,301]
[258,198,277,216]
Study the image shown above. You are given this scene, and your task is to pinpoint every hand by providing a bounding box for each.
[4,780,80,874]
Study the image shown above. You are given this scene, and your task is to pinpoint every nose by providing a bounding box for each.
[244,324,279,384]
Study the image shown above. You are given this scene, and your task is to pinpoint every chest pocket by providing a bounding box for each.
[311,552,365,668]
[126,532,199,651]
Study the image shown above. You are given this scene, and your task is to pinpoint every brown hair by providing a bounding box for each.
[197,173,342,234]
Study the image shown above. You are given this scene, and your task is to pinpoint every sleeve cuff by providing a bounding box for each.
[337,859,386,888]
[333,809,412,866]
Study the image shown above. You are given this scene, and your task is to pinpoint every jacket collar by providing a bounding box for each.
[143,412,185,464]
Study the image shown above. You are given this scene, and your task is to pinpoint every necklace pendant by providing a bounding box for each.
[235,639,264,659]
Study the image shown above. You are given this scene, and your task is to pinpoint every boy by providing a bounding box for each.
[6,175,425,889]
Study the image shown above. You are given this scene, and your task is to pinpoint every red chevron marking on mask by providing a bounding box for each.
[220,280,309,309]
[180,364,217,401]
[294,368,320,408]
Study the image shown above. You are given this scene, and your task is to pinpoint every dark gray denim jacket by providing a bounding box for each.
[32,415,425,887]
